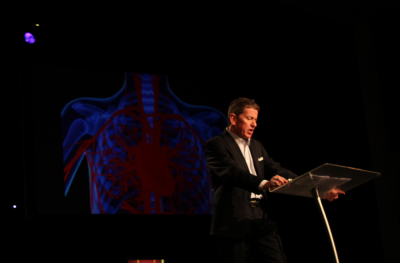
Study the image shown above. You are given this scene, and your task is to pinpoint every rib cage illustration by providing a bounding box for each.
[62,72,225,214]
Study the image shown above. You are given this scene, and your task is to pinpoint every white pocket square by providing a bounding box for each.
[258,157,263,161]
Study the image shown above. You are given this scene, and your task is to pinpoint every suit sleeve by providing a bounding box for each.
[261,145,297,180]
[205,138,264,194]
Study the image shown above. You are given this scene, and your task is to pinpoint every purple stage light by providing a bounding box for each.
[24,32,35,44]
[13,205,17,209]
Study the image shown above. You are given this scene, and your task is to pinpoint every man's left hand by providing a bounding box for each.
[323,188,345,202]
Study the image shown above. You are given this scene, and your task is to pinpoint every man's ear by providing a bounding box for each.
[230,113,237,126]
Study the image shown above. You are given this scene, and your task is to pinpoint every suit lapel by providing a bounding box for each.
[222,130,250,173]
[250,140,263,180]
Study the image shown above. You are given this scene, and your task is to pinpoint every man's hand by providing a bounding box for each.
[323,188,345,202]
[263,175,288,190]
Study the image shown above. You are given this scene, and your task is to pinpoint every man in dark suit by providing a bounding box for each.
[205,97,342,263]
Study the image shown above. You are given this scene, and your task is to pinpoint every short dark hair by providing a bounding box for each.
[227,97,260,125]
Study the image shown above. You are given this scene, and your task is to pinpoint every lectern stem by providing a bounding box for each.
[311,187,339,263]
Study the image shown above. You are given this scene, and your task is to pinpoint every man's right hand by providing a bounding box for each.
[263,175,288,190]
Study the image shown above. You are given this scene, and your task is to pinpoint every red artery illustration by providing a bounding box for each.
[63,73,217,214]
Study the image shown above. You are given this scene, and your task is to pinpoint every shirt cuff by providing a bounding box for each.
[258,180,268,191]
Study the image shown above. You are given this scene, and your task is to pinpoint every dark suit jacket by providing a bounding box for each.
[205,130,297,238]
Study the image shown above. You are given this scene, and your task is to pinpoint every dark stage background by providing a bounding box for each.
[5,1,400,262]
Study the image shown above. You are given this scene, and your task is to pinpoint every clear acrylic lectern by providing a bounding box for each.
[269,163,381,263]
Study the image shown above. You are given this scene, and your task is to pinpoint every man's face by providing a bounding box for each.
[230,107,258,140]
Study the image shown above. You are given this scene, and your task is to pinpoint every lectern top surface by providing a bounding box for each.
[269,163,380,198]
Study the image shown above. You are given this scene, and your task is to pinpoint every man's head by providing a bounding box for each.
[228,97,260,140]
